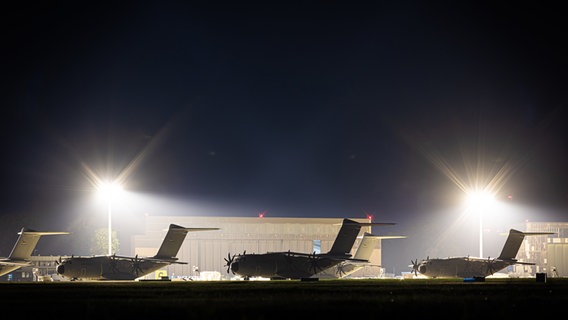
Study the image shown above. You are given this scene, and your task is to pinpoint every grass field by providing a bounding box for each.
[2,277,566,319]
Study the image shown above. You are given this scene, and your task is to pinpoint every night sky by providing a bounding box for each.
[1,2,567,275]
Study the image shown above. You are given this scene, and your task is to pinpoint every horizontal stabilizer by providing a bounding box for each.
[520,231,556,236]
[337,222,396,226]
[164,224,220,232]
[19,231,70,236]
[375,235,406,239]
[184,228,221,232]
[356,233,406,239]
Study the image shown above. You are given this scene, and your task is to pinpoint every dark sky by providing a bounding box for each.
[1,1,567,274]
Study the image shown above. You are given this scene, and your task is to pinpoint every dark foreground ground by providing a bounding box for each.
[2,278,566,319]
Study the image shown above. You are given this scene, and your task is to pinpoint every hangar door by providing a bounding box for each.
[547,243,568,277]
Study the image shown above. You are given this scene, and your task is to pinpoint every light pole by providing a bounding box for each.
[107,194,113,256]
[98,181,123,256]
[466,190,496,258]
[479,210,483,258]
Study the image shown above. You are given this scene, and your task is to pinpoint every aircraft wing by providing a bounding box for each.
[266,251,323,257]
[104,254,188,264]
[141,257,188,264]
[323,255,368,263]
[512,261,536,265]
[275,251,362,261]
[341,257,369,263]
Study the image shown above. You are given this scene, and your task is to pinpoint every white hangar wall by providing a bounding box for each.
[524,221,568,277]
[131,216,377,279]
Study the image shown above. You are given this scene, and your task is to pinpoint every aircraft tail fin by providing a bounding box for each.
[153,224,219,260]
[497,229,555,260]
[8,228,69,261]
[353,233,380,260]
[328,219,396,256]
[353,233,406,260]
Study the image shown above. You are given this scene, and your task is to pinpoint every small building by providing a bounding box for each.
[522,221,568,278]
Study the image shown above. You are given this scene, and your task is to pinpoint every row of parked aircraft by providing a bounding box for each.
[0,220,555,281]
[1,219,395,281]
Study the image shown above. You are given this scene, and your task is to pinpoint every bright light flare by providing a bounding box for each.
[466,190,496,211]
[97,181,124,201]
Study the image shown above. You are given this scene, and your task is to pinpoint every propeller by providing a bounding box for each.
[308,251,323,275]
[224,250,246,274]
[410,258,420,276]
[109,254,120,273]
[224,253,235,274]
[335,261,347,278]
[131,254,143,277]
[54,256,62,265]
[485,256,497,275]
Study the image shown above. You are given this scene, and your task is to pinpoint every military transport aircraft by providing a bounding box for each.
[410,228,555,279]
[315,232,406,278]
[1,227,69,277]
[223,218,396,280]
[56,224,219,280]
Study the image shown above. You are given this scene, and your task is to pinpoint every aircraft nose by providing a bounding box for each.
[230,261,239,273]
[56,264,65,275]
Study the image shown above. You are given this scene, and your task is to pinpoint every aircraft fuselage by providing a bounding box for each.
[416,257,512,278]
[56,255,170,280]
[230,252,343,279]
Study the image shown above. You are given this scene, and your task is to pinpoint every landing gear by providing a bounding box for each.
[464,276,485,282]
[301,277,319,281]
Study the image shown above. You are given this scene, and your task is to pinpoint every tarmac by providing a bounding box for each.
[2,277,566,319]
